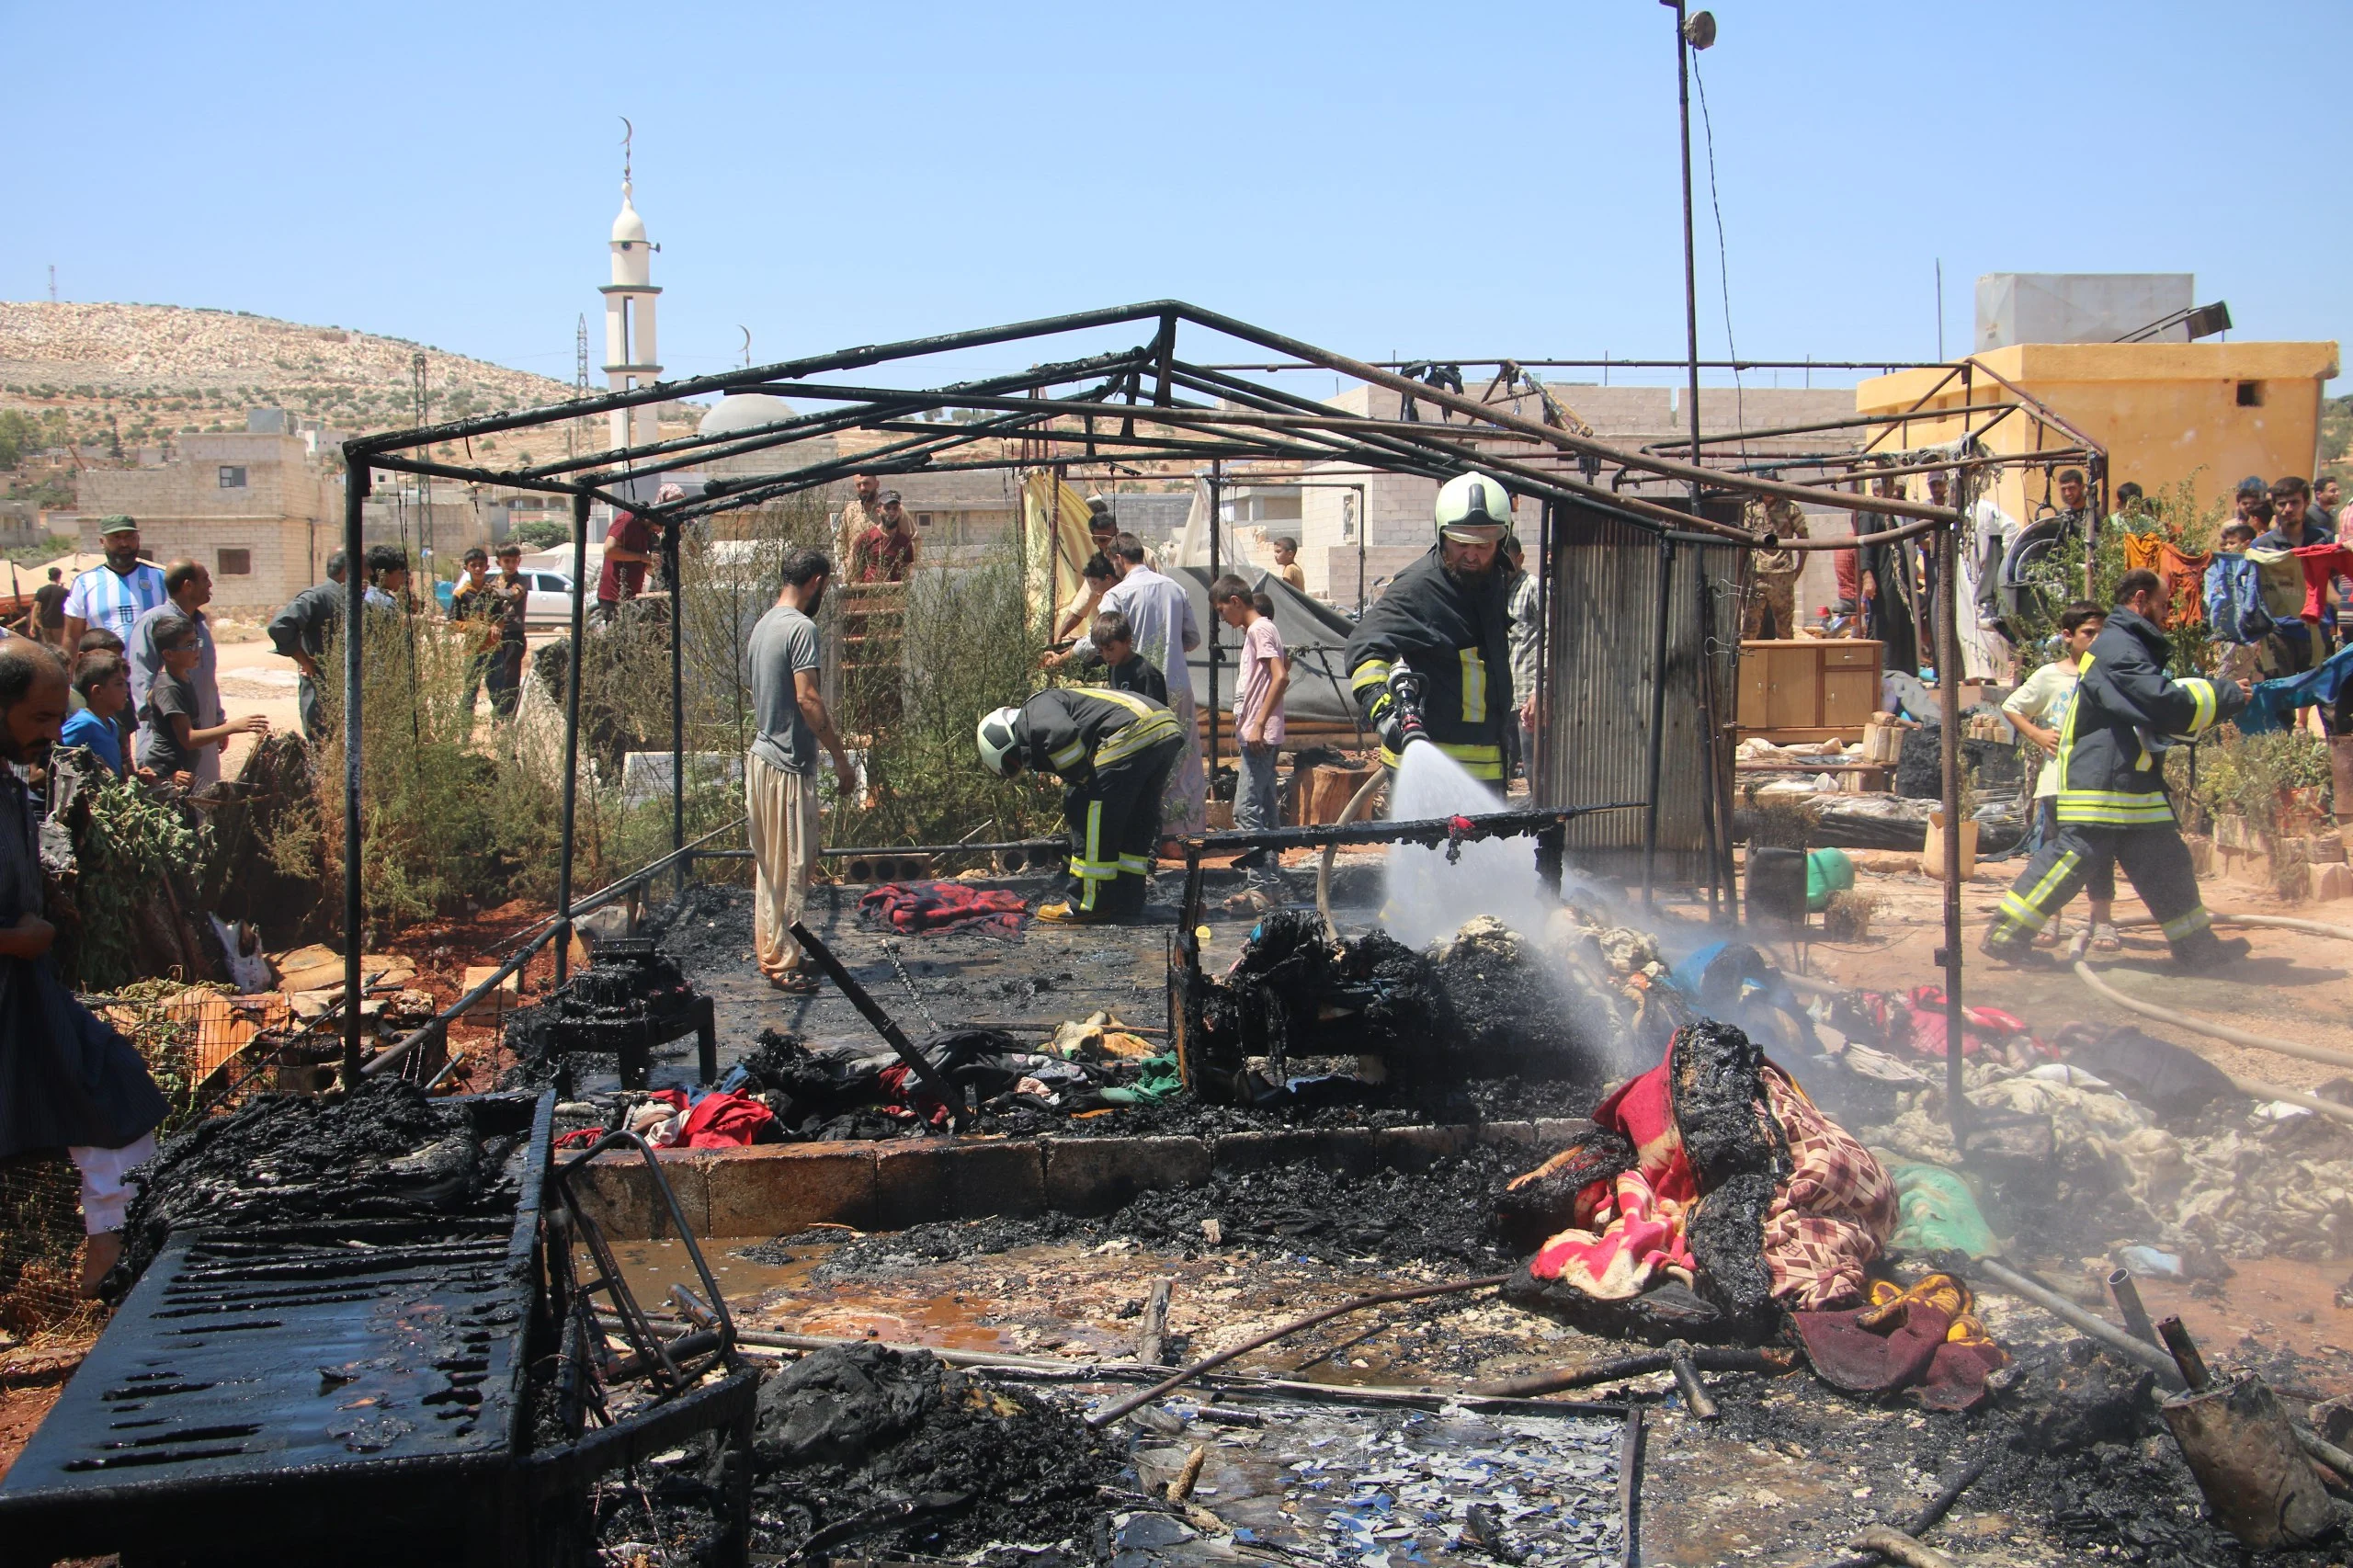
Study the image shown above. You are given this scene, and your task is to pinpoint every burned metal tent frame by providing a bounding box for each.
[336,299,1979,1123]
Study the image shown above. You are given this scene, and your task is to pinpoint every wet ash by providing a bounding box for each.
[748,1344,1123,1562]
[766,1148,1518,1279]
[110,1078,519,1294]
[500,941,701,1089]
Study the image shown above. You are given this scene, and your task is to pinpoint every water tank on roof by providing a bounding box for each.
[1975,274,2194,351]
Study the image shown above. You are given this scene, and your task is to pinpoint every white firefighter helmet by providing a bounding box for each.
[1435,472,1511,543]
[976,706,1024,778]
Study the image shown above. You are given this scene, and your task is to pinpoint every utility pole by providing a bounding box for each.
[1663,3,1715,506]
[570,313,591,460]
[48,266,58,303]
[411,352,432,574]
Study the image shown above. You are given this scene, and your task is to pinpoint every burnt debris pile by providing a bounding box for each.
[749,1344,1124,1562]
[1193,910,1637,1105]
[108,1078,525,1295]
[504,937,711,1091]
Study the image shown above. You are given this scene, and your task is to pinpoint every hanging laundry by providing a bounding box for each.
[2238,642,2353,734]
[2157,543,2211,627]
[2204,553,2277,644]
[2292,542,2353,624]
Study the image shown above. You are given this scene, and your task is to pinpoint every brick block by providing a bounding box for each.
[1044,1136,1210,1216]
[2318,862,2353,902]
[1474,1121,1542,1154]
[1371,1125,1472,1173]
[1531,1118,1597,1151]
[875,1139,1045,1229]
[571,1148,709,1240]
[701,1142,876,1237]
[1211,1129,1372,1177]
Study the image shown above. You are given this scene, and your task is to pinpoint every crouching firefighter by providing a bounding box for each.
[1983,569,2253,972]
[977,687,1186,924]
[1345,471,1517,781]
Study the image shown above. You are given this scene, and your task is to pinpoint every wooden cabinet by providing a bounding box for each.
[1736,639,1882,741]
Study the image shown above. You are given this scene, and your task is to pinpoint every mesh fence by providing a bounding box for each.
[0,1153,87,1337]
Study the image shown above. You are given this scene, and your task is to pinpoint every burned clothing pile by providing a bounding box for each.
[1790,1271,2007,1411]
[1195,910,1623,1099]
[1499,1020,1895,1344]
[858,880,1030,939]
[734,1028,1126,1139]
[110,1079,524,1294]
[750,1344,1122,1560]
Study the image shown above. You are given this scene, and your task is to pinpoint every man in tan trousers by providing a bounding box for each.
[746,548,858,994]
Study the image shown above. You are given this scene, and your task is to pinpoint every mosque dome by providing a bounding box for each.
[699,393,797,437]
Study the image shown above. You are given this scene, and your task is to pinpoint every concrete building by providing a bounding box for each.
[1857,339,2341,528]
[77,420,334,612]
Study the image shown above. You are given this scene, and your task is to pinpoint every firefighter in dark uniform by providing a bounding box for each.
[1982,569,2253,972]
[977,687,1186,923]
[1345,472,1517,781]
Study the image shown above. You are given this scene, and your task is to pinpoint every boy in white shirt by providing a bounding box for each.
[2003,600,2116,953]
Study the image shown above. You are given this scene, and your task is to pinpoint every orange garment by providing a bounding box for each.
[2159,543,2211,628]
[2120,533,2165,573]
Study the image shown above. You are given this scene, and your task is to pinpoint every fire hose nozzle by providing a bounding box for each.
[1382,665,1430,754]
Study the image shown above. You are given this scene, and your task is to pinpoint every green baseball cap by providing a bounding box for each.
[98,515,139,536]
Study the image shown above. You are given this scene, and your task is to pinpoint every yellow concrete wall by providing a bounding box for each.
[1856,341,2339,528]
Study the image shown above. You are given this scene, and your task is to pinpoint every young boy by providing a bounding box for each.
[1211,574,1289,911]
[2204,520,2274,687]
[1086,609,1168,704]
[2003,601,2117,953]
[62,653,133,778]
[137,616,267,788]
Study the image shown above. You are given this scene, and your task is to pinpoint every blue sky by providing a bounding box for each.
[6,1,2347,392]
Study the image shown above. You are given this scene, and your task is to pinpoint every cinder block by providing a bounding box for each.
[700,1142,876,1237]
[1474,1121,1542,1155]
[2318,862,2353,902]
[1371,1125,1472,1173]
[1211,1129,1374,1177]
[874,1139,1045,1229]
[1531,1118,1598,1150]
[570,1148,710,1240]
[1044,1135,1211,1216]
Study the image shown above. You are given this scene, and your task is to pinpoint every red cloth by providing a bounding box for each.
[1832,539,1859,604]
[597,511,655,602]
[636,1089,777,1148]
[1895,986,2031,1059]
[2294,543,2353,623]
[858,881,1029,938]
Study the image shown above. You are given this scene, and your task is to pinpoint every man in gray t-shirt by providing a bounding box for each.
[745,549,857,991]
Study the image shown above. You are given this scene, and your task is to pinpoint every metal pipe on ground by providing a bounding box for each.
[1807,1456,1988,1568]
[1472,1346,1795,1398]
[1970,1256,2186,1389]
[788,919,969,1128]
[1084,1274,1510,1429]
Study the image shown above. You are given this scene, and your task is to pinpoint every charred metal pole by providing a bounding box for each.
[340,452,368,1087]
[556,490,589,987]
[667,510,686,900]
[787,919,967,1128]
[1642,536,1674,910]
[1667,0,1703,508]
[1938,491,1965,1142]
[1207,460,1222,792]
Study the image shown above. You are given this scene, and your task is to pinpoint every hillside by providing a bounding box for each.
[0,301,692,460]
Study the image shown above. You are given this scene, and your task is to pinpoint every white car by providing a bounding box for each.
[520,571,581,626]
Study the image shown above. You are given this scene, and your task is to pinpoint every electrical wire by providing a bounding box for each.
[1688,51,1747,464]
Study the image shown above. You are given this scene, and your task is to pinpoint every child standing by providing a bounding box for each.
[136,616,267,789]
[62,653,134,778]
[1211,575,1289,913]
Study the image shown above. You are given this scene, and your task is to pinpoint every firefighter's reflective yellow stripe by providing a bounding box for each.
[1078,686,1165,721]
[1049,740,1087,772]
[2161,905,2212,941]
[1350,658,1392,696]
[2180,677,2218,734]
[1075,799,1112,911]
[1458,648,1486,724]
[1994,850,2080,933]
[2056,790,2175,825]
[1117,854,1150,875]
[1095,710,1182,767]
[1374,739,1505,780]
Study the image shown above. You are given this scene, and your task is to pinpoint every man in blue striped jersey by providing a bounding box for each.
[61,517,168,649]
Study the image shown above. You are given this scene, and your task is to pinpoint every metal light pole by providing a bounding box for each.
[1664,3,1715,506]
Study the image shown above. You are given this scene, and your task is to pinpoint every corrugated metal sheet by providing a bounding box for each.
[1536,500,1742,882]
